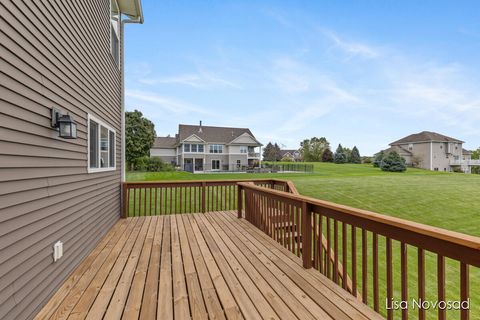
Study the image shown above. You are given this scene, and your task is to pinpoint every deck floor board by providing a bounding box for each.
[35,211,383,320]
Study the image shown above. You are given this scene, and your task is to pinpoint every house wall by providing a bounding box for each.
[228,154,248,170]
[396,142,431,170]
[0,1,122,319]
[205,154,229,170]
[150,147,177,164]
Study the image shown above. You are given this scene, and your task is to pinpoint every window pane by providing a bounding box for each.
[89,121,98,168]
[100,126,109,168]
[198,144,204,152]
[184,144,190,152]
[109,131,115,167]
[191,144,197,152]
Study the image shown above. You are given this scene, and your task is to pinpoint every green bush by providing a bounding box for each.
[131,156,174,172]
[373,151,384,167]
[380,151,406,172]
[362,157,372,164]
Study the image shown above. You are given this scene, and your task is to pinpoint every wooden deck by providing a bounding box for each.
[35,211,382,320]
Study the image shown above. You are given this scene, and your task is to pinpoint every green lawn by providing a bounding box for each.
[127,163,480,319]
[127,163,480,236]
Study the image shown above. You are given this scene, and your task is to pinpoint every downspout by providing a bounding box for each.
[120,6,144,182]
[430,141,433,171]
[119,2,143,217]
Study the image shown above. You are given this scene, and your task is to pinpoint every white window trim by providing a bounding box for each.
[183,143,204,153]
[209,144,224,154]
[87,114,116,173]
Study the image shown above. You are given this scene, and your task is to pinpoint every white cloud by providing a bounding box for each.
[139,72,241,89]
[324,30,380,59]
[125,90,214,116]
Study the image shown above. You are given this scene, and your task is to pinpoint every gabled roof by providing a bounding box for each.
[178,124,260,145]
[153,137,177,149]
[463,148,472,155]
[390,131,464,145]
[280,149,299,157]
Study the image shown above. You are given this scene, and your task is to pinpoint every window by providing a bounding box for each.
[184,143,204,152]
[408,144,413,151]
[240,146,247,153]
[212,160,220,170]
[110,0,120,66]
[236,160,241,168]
[88,115,115,172]
[209,144,223,153]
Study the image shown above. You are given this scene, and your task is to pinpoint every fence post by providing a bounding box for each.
[237,185,243,218]
[302,201,312,268]
[121,183,128,218]
[201,182,206,213]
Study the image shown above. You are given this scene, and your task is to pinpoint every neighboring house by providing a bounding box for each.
[0,1,143,319]
[280,149,302,161]
[150,122,263,172]
[386,131,480,173]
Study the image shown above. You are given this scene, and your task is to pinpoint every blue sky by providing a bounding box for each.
[124,1,480,155]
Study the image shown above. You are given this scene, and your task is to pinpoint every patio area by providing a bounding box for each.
[34,211,381,320]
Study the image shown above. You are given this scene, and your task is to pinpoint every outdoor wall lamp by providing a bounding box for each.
[51,107,77,139]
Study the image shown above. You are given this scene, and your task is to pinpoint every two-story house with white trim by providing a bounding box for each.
[150,122,263,172]
[388,131,480,173]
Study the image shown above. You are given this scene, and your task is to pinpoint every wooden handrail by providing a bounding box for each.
[239,180,479,319]
[121,178,292,218]
[238,182,480,259]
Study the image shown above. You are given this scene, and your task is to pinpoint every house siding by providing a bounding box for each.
[0,1,122,319]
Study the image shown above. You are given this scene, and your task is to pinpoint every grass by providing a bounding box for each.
[127,163,480,319]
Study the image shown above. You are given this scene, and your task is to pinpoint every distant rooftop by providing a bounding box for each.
[153,136,177,148]
[152,122,262,148]
[390,131,464,145]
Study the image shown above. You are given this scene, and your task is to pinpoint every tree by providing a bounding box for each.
[263,142,282,161]
[262,142,274,161]
[472,147,480,160]
[125,110,156,170]
[373,151,384,167]
[343,147,352,162]
[300,137,330,162]
[380,151,406,172]
[472,147,480,174]
[334,144,347,164]
[411,155,423,168]
[350,146,361,164]
[321,148,334,162]
[273,143,282,161]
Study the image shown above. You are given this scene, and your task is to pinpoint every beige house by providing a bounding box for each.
[280,149,302,161]
[151,122,263,172]
[388,131,479,173]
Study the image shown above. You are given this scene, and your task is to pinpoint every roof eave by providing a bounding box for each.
[118,0,144,23]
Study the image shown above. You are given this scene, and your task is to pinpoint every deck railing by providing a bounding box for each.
[121,179,293,217]
[237,181,480,320]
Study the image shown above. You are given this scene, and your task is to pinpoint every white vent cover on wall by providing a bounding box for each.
[53,241,63,262]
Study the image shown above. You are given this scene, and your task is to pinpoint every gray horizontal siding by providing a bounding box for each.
[0,0,123,319]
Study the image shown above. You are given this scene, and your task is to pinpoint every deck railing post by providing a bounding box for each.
[302,201,313,269]
[121,183,128,218]
[201,182,206,213]
[237,185,243,218]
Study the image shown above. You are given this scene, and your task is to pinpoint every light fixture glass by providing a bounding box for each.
[52,108,77,139]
